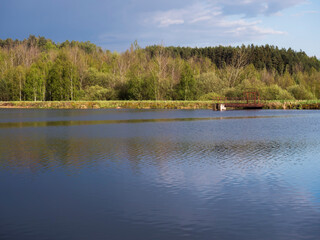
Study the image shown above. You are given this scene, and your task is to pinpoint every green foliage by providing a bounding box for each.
[126,73,156,100]
[224,88,244,99]
[277,68,296,89]
[175,63,197,100]
[0,36,319,101]
[287,85,315,100]
[3,67,25,101]
[146,44,320,74]
[0,78,9,100]
[126,76,144,100]
[122,60,157,100]
[198,92,222,100]
[237,78,265,91]
[44,41,56,51]
[84,85,116,100]
[196,72,226,96]
[46,53,79,101]
[260,85,294,100]
[25,65,43,101]
[83,68,115,89]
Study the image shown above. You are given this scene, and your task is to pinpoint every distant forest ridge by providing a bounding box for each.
[1,36,320,73]
[0,35,319,101]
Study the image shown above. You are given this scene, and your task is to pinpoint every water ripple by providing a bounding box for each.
[1,110,320,240]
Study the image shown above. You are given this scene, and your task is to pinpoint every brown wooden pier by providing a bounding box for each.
[213,90,264,111]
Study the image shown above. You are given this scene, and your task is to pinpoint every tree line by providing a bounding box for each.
[0,35,319,101]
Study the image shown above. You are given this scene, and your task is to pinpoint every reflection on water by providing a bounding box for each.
[0,109,320,240]
[0,114,294,128]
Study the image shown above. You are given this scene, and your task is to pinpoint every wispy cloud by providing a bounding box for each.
[142,1,285,46]
[190,15,213,23]
[152,10,185,27]
[292,10,319,17]
[225,25,285,36]
[1,0,319,56]
[95,0,313,52]
[212,0,307,17]
[147,2,221,27]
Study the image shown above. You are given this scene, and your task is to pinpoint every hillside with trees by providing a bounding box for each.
[0,35,319,101]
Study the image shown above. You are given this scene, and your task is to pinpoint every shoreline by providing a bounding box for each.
[1,101,320,110]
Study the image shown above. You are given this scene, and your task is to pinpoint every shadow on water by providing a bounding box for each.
[0,114,294,128]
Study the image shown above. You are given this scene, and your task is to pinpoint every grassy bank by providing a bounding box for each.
[263,100,320,110]
[1,100,320,110]
[0,101,214,110]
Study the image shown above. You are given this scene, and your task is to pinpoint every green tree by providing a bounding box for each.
[126,74,155,100]
[84,85,116,100]
[46,53,79,100]
[287,85,315,100]
[0,78,9,100]
[4,67,25,101]
[260,85,294,100]
[277,67,295,89]
[175,63,197,100]
[25,64,44,101]
[196,72,226,96]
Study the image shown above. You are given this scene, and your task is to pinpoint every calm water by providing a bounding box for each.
[0,109,320,240]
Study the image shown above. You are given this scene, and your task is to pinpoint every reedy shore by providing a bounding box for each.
[1,100,320,110]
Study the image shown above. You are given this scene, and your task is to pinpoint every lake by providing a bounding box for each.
[0,109,320,240]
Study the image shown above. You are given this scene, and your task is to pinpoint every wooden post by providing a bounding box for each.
[212,104,217,111]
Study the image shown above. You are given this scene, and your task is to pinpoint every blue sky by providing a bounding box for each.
[1,0,319,57]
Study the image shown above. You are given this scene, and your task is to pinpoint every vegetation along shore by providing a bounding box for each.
[1,36,319,104]
[1,100,320,110]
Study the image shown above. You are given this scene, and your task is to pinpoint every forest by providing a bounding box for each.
[0,35,320,101]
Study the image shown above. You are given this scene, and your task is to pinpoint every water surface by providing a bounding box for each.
[1,109,320,240]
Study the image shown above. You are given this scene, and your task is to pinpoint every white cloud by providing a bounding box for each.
[151,8,186,27]
[158,18,184,27]
[142,1,285,46]
[97,0,310,51]
[214,19,285,36]
[292,10,319,17]
[148,2,222,27]
[226,25,285,36]
[190,15,212,24]
[212,0,307,17]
